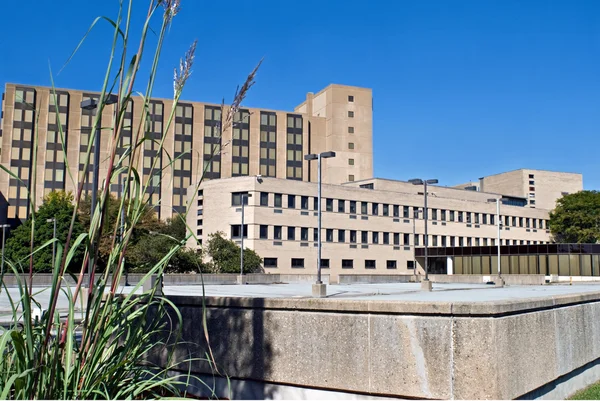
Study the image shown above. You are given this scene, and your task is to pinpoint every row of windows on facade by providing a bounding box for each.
[229,224,548,247]
[262,257,404,270]
[231,192,549,229]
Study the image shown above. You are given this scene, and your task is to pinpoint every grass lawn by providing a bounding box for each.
[569,382,600,400]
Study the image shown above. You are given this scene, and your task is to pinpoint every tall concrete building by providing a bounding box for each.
[0,83,372,223]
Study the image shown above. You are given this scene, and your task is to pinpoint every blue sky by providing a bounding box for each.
[1,0,599,189]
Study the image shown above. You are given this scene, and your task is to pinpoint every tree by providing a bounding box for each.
[549,191,600,243]
[4,191,86,273]
[204,231,263,273]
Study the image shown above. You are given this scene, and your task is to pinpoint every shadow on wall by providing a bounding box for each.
[151,296,275,400]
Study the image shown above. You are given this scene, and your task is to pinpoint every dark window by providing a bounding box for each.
[526,218,530,228]
[338,199,345,213]
[231,192,249,206]
[314,197,319,211]
[431,209,437,220]
[441,210,446,221]
[361,202,368,215]
[450,236,455,247]
[415,234,420,246]
[348,111,354,117]
[372,203,379,215]
[231,224,248,238]
[383,204,389,216]
[407,261,415,269]
[288,195,296,209]
[287,226,295,241]
[529,186,535,191]
[365,260,376,269]
[260,192,269,206]
[274,193,282,208]
[383,232,390,244]
[260,225,268,239]
[361,231,368,243]
[533,219,537,228]
[350,230,357,243]
[529,180,535,185]
[442,236,447,246]
[326,229,333,242]
[350,201,357,214]
[348,126,354,133]
[529,174,535,179]
[393,205,399,217]
[291,258,304,268]
[490,214,495,225]
[260,111,277,177]
[459,237,464,246]
[301,227,309,241]
[394,233,400,245]
[403,206,409,218]
[372,232,379,244]
[475,213,480,224]
[338,230,346,242]
[348,95,354,102]
[403,233,410,245]
[349,175,355,181]
[342,259,354,269]
[321,259,330,269]
[458,212,463,223]
[387,260,397,269]
[466,212,471,224]
[450,211,455,221]
[360,183,374,190]
[313,228,318,242]
[264,258,278,268]
[326,198,333,212]
[512,216,517,227]
[432,235,438,247]
[482,214,487,224]
[274,226,282,240]
[301,196,309,210]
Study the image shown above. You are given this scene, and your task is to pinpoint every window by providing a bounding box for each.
[326,229,333,242]
[539,219,544,229]
[407,261,415,269]
[372,203,379,215]
[348,175,355,182]
[348,95,354,102]
[467,237,472,246]
[326,198,333,212]
[338,199,345,213]
[441,210,446,221]
[475,213,480,224]
[287,226,295,241]
[393,205,399,217]
[342,259,354,269]
[286,114,303,180]
[301,196,308,210]
[361,231,368,243]
[232,109,250,177]
[482,214,487,224]
[529,174,535,179]
[459,237,464,246]
[475,238,480,246]
[313,197,319,211]
[260,225,268,239]
[365,260,376,269]
[350,201,357,214]
[264,258,278,268]
[394,233,400,245]
[231,224,248,238]
[383,204,389,216]
[441,236,447,247]
[274,193,282,208]
[450,236,455,247]
[526,218,530,228]
[530,200,536,205]
[348,111,354,118]
[260,192,269,206]
[350,230,357,243]
[348,142,355,150]
[415,234,420,246]
[529,186,535,191]
[372,232,379,244]
[274,226,282,240]
[260,111,277,177]
[349,159,354,166]
[231,192,249,206]
[450,211,455,221]
[403,206,409,218]
[403,233,410,245]
[383,232,390,244]
[431,209,437,221]
[533,219,537,229]
[348,126,354,134]
[361,202,368,215]
[529,180,535,185]
[321,259,330,269]
[313,228,318,242]
[387,260,397,269]
[490,215,495,225]
[458,212,463,223]
[338,230,346,242]
[511,216,516,227]
[466,212,471,224]
[432,235,438,247]
[291,258,304,268]
[301,227,309,241]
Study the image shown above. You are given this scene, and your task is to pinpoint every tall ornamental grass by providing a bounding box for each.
[0,0,259,398]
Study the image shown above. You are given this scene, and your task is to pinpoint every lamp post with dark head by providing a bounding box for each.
[409,178,438,291]
[487,197,509,287]
[305,151,336,297]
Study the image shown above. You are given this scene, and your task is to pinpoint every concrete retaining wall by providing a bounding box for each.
[338,274,413,284]
[429,274,548,285]
[153,291,600,400]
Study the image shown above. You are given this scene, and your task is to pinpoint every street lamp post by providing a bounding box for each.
[1,224,10,276]
[487,197,508,287]
[80,94,118,288]
[239,193,252,284]
[46,218,57,268]
[409,178,438,291]
[412,208,422,279]
[305,151,336,297]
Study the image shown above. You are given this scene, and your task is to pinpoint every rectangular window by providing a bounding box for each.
[291,258,304,268]
[441,236,447,246]
[348,175,355,182]
[529,180,535,185]
[314,197,319,211]
[361,202,368,215]
[450,236,456,247]
[260,225,268,239]
[407,261,415,269]
[348,111,354,117]
[314,228,318,242]
[326,229,333,242]
[338,230,346,242]
[348,159,354,166]
[260,111,277,177]
[529,174,535,179]
[475,213,480,224]
[232,109,250,177]
[372,203,379,215]
[231,224,248,238]
[342,259,354,269]
[387,260,397,269]
[203,105,222,181]
[301,227,309,241]
[466,212,472,224]
[348,95,354,102]
[403,233,410,245]
[260,192,269,206]
[403,206,409,218]
[432,235,438,247]
[231,192,249,206]
[348,126,354,133]
[350,201,357,214]
[361,231,368,243]
[394,233,400,245]
[348,142,355,150]
[287,226,295,241]
[321,259,330,269]
[326,198,333,212]
[450,211,455,221]
[383,232,390,244]
[274,193,282,208]
[383,204,389,216]
[338,199,345,213]
[482,214,487,224]
[431,209,437,220]
[441,210,446,221]
[301,196,309,210]
[490,214,495,225]
[264,258,278,268]
[288,194,296,209]
[458,212,463,223]
[274,226,282,240]
[512,216,517,227]
[415,234,420,246]
[393,205,399,217]
[365,260,376,269]
[286,114,303,180]
[372,232,379,244]
[459,237,464,246]
[350,230,357,243]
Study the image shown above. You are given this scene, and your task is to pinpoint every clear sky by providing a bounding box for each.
[1,0,599,189]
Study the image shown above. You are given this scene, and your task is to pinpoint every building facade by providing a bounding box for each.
[0,83,372,223]
[187,176,556,279]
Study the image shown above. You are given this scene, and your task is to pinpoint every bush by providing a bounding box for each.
[204,231,263,273]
